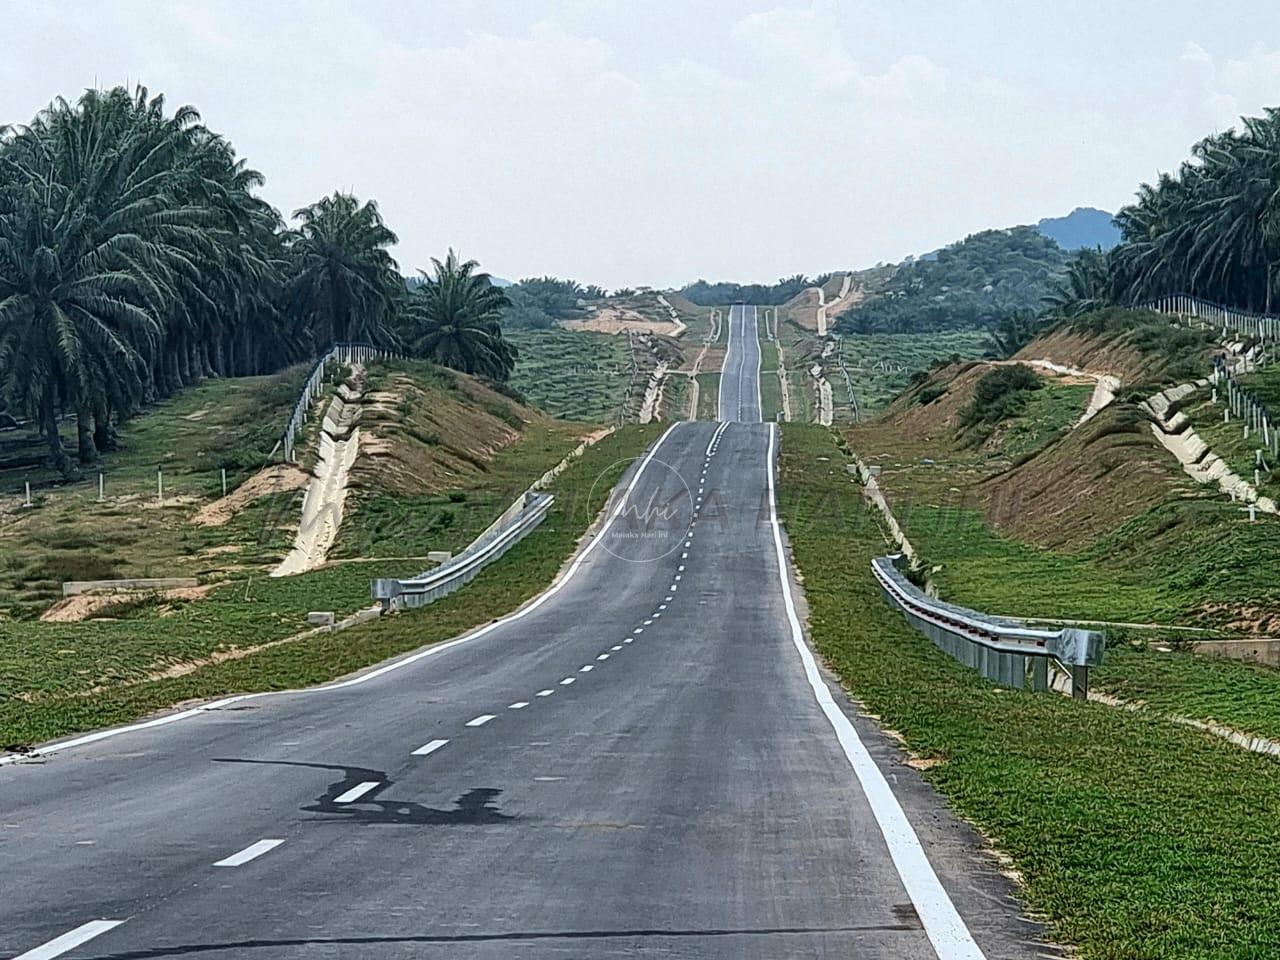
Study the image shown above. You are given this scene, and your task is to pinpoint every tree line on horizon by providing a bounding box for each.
[0,85,517,479]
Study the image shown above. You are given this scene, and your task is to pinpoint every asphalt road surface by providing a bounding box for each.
[1,419,1043,958]
[717,303,762,423]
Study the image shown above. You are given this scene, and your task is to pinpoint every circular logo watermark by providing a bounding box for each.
[589,457,694,563]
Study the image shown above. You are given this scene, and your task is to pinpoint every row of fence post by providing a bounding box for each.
[1213,356,1280,459]
[1146,294,1280,341]
[272,342,400,463]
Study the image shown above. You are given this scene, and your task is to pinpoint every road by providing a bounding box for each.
[0,338,1040,958]
[717,303,762,422]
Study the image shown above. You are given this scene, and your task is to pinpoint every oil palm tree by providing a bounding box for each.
[401,250,517,380]
[285,192,401,351]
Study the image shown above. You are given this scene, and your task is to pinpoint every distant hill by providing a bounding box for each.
[1036,207,1121,251]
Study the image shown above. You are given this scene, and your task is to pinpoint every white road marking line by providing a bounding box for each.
[623,638,633,644]
[466,714,496,727]
[682,552,688,559]
[597,654,610,661]
[670,584,679,591]
[334,781,381,804]
[412,738,449,756]
[633,627,644,634]
[643,619,653,625]
[763,424,986,959]
[560,677,576,685]
[536,689,555,697]
[214,838,285,868]
[685,539,692,547]
[611,645,622,651]
[678,565,685,572]
[674,575,682,581]
[580,665,594,673]
[653,612,662,618]
[3,424,689,767]
[659,604,668,610]
[12,920,127,960]
[534,776,565,781]
[509,702,529,709]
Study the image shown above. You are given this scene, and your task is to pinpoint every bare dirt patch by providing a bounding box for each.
[193,464,309,527]
[562,305,682,337]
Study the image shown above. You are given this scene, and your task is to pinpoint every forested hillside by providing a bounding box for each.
[833,226,1069,335]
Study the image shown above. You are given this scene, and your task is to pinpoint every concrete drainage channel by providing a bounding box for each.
[872,554,1105,697]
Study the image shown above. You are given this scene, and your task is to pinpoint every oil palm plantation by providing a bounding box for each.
[401,250,517,381]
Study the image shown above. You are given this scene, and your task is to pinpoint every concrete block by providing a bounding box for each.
[307,611,336,628]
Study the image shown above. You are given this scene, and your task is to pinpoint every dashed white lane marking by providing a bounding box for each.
[633,627,644,634]
[12,920,127,960]
[653,612,662,618]
[664,595,673,602]
[643,619,653,625]
[659,604,668,610]
[412,738,449,756]
[536,689,555,697]
[611,645,622,651]
[685,540,692,547]
[674,575,682,581]
[466,714,496,727]
[682,552,688,559]
[509,702,529,710]
[580,665,594,673]
[597,654,610,660]
[560,677,576,685]
[214,838,285,867]
[623,638,633,644]
[763,423,986,959]
[334,781,381,804]
[671,584,679,592]
[678,565,685,572]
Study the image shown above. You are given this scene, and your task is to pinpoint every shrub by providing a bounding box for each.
[961,364,1041,427]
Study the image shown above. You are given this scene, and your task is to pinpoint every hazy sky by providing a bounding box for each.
[6,1,1280,288]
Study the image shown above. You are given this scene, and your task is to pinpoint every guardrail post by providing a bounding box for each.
[1070,665,1089,700]
[1030,657,1049,692]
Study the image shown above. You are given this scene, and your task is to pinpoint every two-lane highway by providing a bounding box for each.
[0,313,1040,958]
[717,303,762,422]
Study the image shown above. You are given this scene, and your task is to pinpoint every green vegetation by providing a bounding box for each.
[780,423,1280,958]
[835,227,1069,335]
[759,340,782,421]
[0,425,662,747]
[679,274,821,307]
[961,364,1043,430]
[507,328,630,422]
[502,277,606,329]
[401,250,517,381]
[0,84,519,484]
[836,330,991,414]
[0,369,310,617]
[997,382,1093,459]
[1067,308,1217,384]
[695,372,719,420]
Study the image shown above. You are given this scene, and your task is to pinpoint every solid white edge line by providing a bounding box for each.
[213,838,285,868]
[12,919,126,960]
[465,714,495,727]
[1,423,685,767]
[412,738,449,756]
[764,423,986,960]
[333,781,380,804]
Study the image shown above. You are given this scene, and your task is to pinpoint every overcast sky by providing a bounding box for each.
[6,1,1280,288]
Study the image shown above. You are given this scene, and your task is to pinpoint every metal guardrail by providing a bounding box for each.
[872,554,1104,697]
[371,491,554,611]
[270,342,403,463]
[1143,294,1280,341]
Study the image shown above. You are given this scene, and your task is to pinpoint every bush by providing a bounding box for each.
[917,384,947,405]
[961,364,1041,427]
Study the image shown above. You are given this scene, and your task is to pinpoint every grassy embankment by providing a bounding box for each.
[780,422,1280,958]
[847,330,1280,747]
[0,424,661,748]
